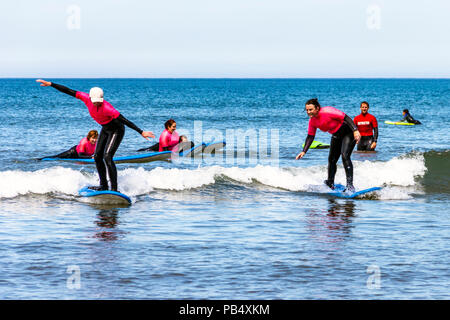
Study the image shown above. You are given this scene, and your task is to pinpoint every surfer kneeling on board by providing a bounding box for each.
[295,98,361,193]
[38,130,98,160]
[353,101,378,151]
[36,79,155,192]
[402,109,421,124]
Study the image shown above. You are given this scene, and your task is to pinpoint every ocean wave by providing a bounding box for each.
[0,151,433,200]
[421,149,450,194]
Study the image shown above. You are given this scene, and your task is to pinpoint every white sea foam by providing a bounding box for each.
[0,154,427,200]
[0,167,95,198]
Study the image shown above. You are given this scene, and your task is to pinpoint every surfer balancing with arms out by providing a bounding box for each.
[36,79,155,192]
[353,101,378,151]
[295,98,361,193]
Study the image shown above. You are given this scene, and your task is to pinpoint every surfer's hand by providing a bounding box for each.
[141,131,155,140]
[36,79,51,87]
[370,142,377,150]
[296,152,305,160]
[353,130,361,144]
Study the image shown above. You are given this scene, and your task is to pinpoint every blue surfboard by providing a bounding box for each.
[42,141,226,163]
[40,150,172,164]
[78,187,132,205]
[327,184,382,199]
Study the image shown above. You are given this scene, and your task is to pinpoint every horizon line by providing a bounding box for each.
[1,76,450,80]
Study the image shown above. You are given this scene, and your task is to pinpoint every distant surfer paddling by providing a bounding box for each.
[295,98,361,193]
[36,79,155,191]
[401,109,421,124]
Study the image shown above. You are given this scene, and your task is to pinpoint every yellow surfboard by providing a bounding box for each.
[384,121,416,126]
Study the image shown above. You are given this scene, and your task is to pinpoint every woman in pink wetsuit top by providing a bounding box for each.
[76,130,98,157]
[39,130,98,160]
[159,119,179,152]
[295,98,361,192]
[137,124,194,153]
[36,79,155,191]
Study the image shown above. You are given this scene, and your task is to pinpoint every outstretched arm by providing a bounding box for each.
[296,134,315,160]
[116,114,155,140]
[36,79,77,97]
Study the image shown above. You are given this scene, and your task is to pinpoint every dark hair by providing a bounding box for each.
[360,101,369,108]
[403,109,409,113]
[164,119,176,129]
[305,98,320,109]
[87,130,98,140]
[179,135,188,142]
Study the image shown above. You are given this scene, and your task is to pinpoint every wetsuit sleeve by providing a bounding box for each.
[343,114,358,132]
[116,114,143,134]
[50,82,77,97]
[302,134,315,153]
[372,116,378,128]
[373,127,378,142]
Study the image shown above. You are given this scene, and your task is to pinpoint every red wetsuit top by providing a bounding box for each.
[76,137,97,156]
[353,113,378,136]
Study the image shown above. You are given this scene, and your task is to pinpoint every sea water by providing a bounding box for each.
[0,79,449,299]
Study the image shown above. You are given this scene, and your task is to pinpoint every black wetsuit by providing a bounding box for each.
[39,145,91,160]
[138,143,160,152]
[137,141,194,153]
[357,127,378,151]
[403,113,421,124]
[302,115,358,190]
[50,82,144,191]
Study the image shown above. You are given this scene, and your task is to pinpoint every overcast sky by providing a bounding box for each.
[1,0,449,78]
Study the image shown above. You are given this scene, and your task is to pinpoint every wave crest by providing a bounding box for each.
[0,152,429,200]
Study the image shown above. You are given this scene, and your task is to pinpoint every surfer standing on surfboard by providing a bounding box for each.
[36,79,155,192]
[353,101,378,151]
[295,98,361,193]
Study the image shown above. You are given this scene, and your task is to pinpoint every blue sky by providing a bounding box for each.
[1,0,449,77]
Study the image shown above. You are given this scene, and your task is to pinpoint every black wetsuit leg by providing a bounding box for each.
[327,123,356,189]
[44,146,78,159]
[327,137,340,186]
[357,136,374,151]
[137,143,159,152]
[94,120,125,191]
